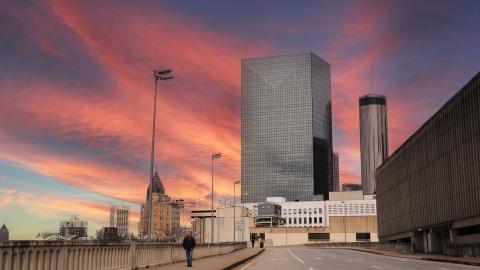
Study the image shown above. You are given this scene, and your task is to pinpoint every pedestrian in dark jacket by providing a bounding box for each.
[183,231,196,267]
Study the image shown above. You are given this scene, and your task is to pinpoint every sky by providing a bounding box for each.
[0,0,479,239]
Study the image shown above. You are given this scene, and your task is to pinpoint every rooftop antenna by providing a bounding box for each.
[370,64,373,92]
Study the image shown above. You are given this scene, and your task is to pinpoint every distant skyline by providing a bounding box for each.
[1,0,480,239]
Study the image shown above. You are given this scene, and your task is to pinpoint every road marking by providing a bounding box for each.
[371,266,382,269]
[287,248,304,264]
[315,257,323,260]
[309,268,314,270]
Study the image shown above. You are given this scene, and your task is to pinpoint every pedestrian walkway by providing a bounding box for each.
[152,248,264,270]
[350,247,480,266]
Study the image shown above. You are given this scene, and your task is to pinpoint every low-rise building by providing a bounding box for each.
[59,215,88,240]
[191,206,254,243]
[194,191,378,246]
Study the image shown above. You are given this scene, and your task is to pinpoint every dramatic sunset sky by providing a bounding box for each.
[1,0,479,239]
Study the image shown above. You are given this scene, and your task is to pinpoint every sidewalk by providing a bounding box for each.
[152,248,264,270]
[350,248,480,266]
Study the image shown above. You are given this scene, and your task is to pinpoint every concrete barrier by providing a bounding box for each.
[306,242,413,253]
[0,241,246,270]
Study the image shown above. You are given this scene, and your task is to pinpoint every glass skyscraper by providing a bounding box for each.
[359,94,388,195]
[241,52,332,203]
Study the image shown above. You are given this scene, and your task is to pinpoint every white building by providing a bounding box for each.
[110,206,129,238]
[242,191,376,228]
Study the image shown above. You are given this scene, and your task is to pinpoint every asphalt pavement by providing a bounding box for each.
[234,247,480,270]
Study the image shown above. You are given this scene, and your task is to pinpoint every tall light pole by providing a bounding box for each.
[341,201,346,243]
[233,180,240,243]
[147,69,173,241]
[211,153,222,243]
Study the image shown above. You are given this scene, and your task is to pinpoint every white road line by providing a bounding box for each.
[371,266,382,269]
[309,268,315,270]
[315,257,323,260]
[287,248,305,264]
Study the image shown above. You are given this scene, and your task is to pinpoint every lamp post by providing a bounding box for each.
[211,153,222,243]
[147,69,173,241]
[233,180,240,243]
[341,201,346,243]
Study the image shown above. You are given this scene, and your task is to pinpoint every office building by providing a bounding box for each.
[376,73,480,255]
[332,152,340,191]
[359,94,388,194]
[110,206,129,238]
[241,52,333,202]
[138,172,182,239]
[59,215,88,240]
[342,183,362,191]
[0,224,9,241]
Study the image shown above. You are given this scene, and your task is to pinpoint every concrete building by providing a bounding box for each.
[342,183,362,191]
[0,224,9,241]
[240,191,378,246]
[250,216,378,246]
[241,52,333,202]
[138,172,181,239]
[59,215,88,240]
[359,94,388,195]
[110,206,129,238]
[332,152,340,191]
[191,206,255,243]
[376,72,480,255]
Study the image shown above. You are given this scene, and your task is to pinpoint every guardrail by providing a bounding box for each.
[306,242,413,253]
[0,241,246,270]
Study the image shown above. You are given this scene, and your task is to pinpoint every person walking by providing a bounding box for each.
[183,231,196,267]
[250,234,256,248]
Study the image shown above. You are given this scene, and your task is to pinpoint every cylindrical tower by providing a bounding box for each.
[359,94,388,195]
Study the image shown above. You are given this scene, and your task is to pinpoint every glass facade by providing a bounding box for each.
[241,53,332,203]
[359,94,388,195]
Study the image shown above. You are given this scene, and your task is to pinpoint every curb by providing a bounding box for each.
[222,249,265,270]
[422,257,480,267]
[348,248,480,267]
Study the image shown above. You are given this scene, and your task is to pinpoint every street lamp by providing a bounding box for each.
[211,152,222,243]
[147,69,173,241]
[341,201,346,243]
[233,179,240,243]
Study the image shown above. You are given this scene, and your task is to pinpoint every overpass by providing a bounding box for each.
[0,241,245,270]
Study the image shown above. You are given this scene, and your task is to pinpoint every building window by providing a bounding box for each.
[299,218,302,224]
[308,233,330,241]
[304,217,307,224]
[289,218,292,224]
[294,218,297,224]
[309,217,312,224]
[314,217,317,223]
[457,225,480,236]
[356,233,371,241]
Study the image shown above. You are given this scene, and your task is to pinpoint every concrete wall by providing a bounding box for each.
[376,72,480,251]
[192,217,255,243]
[250,216,379,246]
[0,241,246,270]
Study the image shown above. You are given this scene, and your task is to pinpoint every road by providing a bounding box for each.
[234,247,480,270]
